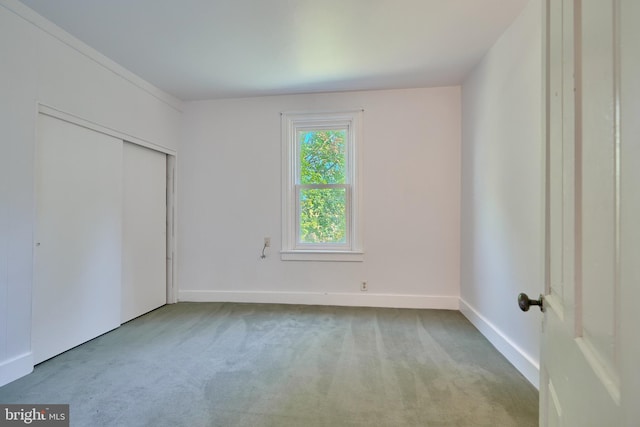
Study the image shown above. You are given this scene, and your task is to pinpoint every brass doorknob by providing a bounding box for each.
[518,293,545,312]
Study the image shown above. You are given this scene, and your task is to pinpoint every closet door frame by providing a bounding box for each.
[36,104,178,305]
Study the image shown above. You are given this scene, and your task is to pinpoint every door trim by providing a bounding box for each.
[38,104,176,156]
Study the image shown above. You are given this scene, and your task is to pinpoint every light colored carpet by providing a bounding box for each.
[0,303,538,426]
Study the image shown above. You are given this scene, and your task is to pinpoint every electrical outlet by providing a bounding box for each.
[264,237,271,247]
[361,281,368,292]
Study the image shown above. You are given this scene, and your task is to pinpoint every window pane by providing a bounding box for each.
[298,130,346,184]
[299,188,346,244]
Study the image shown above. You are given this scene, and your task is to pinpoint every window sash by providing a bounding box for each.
[294,184,351,250]
[295,127,350,186]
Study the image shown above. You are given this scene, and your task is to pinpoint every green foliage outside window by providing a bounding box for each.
[298,130,347,244]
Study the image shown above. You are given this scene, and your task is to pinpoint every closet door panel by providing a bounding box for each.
[33,114,123,364]
[121,142,167,323]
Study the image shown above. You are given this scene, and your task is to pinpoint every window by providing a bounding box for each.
[281,110,363,261]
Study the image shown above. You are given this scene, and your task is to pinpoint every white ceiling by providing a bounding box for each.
[20,0,529,101]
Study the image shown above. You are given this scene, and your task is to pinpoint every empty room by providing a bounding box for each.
[0,0,637,426]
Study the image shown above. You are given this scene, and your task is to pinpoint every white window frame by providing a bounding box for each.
[281,110,364,262]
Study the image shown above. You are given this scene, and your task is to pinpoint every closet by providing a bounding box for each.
[33,113,168,364]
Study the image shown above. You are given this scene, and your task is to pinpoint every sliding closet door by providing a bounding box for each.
[121,142,167,323]
[33,114,123,364]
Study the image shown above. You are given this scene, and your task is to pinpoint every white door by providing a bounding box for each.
[121,142,167,323]
[537,0,640,425]
[33,114,123,364]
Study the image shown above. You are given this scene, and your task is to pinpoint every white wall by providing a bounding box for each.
[179,88,461,308]
[0,0,181,386]
[460,0,543,387]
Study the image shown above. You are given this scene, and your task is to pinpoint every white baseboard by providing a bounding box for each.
[179,290,460,310]
[459,298,540,389]
[0,352,33,387]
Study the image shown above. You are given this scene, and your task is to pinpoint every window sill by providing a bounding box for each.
[280,250,364,262]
